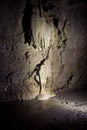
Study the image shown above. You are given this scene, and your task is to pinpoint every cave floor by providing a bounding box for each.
[0,90,87,130]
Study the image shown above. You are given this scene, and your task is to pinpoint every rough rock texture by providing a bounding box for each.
[0,0,87,100]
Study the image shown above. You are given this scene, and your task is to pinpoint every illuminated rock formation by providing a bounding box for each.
[0,0,87,100]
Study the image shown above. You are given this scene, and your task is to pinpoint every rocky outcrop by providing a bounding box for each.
[0,0,87,100]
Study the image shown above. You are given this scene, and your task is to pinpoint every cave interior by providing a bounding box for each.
[0,0,87,129]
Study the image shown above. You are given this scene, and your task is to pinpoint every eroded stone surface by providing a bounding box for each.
[0,0,87,100]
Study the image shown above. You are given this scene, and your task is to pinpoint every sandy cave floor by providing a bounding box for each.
[0,90,87,130]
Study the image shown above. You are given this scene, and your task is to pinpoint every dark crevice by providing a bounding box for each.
[42,0,48,12]
[53,17,61,36]
[5,72,14,83]
[38,0,42,17]
[22,0,33,46]
[53,18,59,29]
[25,52,29,59]
[75,71,86,88]
[42,0,55,12]
[55,74,75,92]
[6,72,14,80]
[62,19,67,31]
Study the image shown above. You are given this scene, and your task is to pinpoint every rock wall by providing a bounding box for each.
[0,0,87,100]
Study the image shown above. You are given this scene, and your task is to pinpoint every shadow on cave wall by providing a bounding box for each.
[22,0,32,45]
[78,50,87,91]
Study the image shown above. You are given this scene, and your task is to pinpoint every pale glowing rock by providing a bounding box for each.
[40,58,52,93]
[36,93,56,100]
[31,16,54,50]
